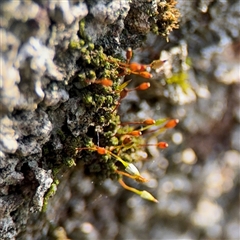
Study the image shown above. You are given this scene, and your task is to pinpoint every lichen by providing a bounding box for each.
[166,71,190,93]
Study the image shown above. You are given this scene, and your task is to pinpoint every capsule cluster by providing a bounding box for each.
[66,20,179,202]
[76,116,179,202]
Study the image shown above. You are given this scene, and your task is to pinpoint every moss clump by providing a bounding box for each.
[151,0,180,39]
[124,0,180,42]
[43,3,182,205]
[63,157,76,168]
[65,27,150,183]
[42,179,59,212]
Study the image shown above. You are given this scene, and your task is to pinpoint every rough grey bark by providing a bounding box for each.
[1,0,239,240]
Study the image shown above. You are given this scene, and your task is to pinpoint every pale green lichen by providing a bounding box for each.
[166,71,190,93]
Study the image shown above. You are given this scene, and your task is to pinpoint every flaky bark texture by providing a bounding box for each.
[1,0,239,240]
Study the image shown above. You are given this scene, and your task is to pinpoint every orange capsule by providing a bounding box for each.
[139,64,148,72]
[164,119,179,128]
[96,147,107,155]
[129,62,143,72]
[100,78,113,86]
[138,71,152,79]
[157,142,168,149]
[135,82,151,90]
[128,130,142,136]
[143,118,155,125]
[95,78,113,86]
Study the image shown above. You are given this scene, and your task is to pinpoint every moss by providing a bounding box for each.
[68,40,81,50]
[82,136,94,148]
[152,0,180,39]
[63,157,76,168]
[88,43,95,50]
[52,166,61,177]
[82,91,95,106]
[87,70,96,79]
[43,2,182,207]
[78,19,86,40]
[110,136,119,146]
[56,129,66,142]
[123,0,180,44]
[42,180,59,212]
